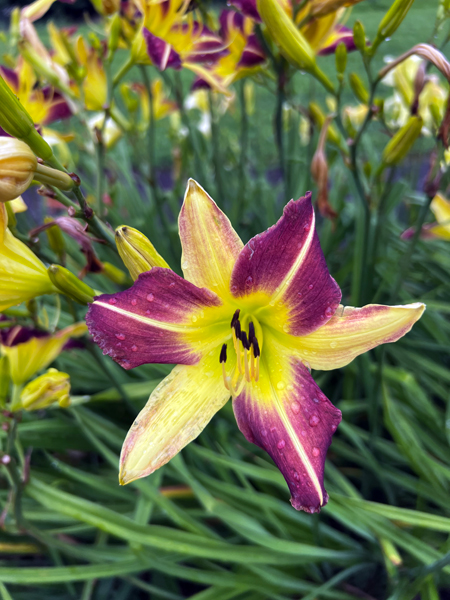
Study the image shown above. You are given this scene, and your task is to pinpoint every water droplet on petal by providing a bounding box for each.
[312,397,319,404]
[270,426,276,433]
[308,284,314,290]
[291,401,300,414]
[147,293,154,302]
[304,223,310,231]
[301,430,306,436]
[246,275,253,286]
[331,424,337,432]
[330,341,337,348]
[109,298,117,305]
[298,292,303,298]
[231,285,238,294]
[277,381,285,390]
[131,345,138,352]
[261,428,267,437]
[312,447,320,457]
[309,415,320,427]
[287,384,294,391]
[293,471,300,481]
[182,261,189,269]
[191,315,198,323]
[131,298,137,306]
[169,282,176,288]
[277,440,286,450]
[325,306,333,317]
[115,333,125,340]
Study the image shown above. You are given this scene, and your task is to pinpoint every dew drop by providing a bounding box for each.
[191,315,198,323]
[312,397,319,404]
[312,447,320,457]
[261,428,268,437]
[325,306,333,317]
[277,381,285,390]
[270,426,276,433]
[109,298,117,305]
[169,282,176,288]
[277,440,286,450]
[297,292,303,298]
[147,293,154,302]
[287,384,294,391]
[331,424,337,432]
[308,284,314,290]
[301,430,306,436]
[293,471,300,481]
[309,415,320,427]
[116,342,122,348]
[330,341,337,348]
[245,275,253,286]
[182,261,189,269]
[291,401,300,414]
[304,223,310,231]
[131,298,137,306]
[115,333,125,340]
[231,285,238,294]
[131,345,138,352]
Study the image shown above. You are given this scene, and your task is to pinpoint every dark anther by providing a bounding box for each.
[220,343,227,364]
[252,338,260,358]
[234,319,241,339]
[248,322,255,342]
[230,309,240,328]
[240,331,250,350]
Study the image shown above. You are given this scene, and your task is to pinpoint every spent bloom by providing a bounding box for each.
[87,180,424,512]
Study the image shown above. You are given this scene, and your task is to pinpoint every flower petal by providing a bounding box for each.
[179,179,243,298]
[120,353,231,484]
[143,28,182,71]
[232,331,341,512]
[318,25,357,56]
[287,303,426,371]
[430,193,450,228]
[86,267,225,370]
[230,193,341,336]
[228,0,261,22]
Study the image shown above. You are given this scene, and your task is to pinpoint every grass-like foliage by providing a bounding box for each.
[0,0,450,598]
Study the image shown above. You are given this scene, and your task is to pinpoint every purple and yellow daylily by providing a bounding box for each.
[87,180,424,512]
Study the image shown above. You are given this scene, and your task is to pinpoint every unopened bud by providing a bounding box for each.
[48,264,95,305]
[335,42,347,77]
[0,73,53,160]
[115,225,169,280]
[349,72,369,104]
[382,115,423,166]
[44,217,66,259]
[108,13,121,60]
[102,261,128,284]
[0,355,10,407]
[353,21,366,54]
[34,163,74,191]
[19,369,71,411]
[0,138,37,202]
[309,102,345,150]
[372,0,415,53]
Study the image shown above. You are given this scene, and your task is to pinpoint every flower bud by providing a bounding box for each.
[257,0,316,67]
[44,217,65,260]
[34,163,74,191]
[0,138,37,203]
[372,0,415,53]
[108,13,121,60]
[349,72,369,104]
[0,73,53,160]
[19,368,70,411]
[335,42,347,77]
[48,264,95,305]
[353,21,366,54]
[382,115,423,166]
[115,225,169,280]
[102,261,128,285]
[309,102,345,150]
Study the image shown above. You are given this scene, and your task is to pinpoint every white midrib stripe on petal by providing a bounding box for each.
[269,209,316,306]
[95,301,191,333]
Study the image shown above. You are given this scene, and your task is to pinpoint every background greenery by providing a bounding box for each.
[1,0,450,599]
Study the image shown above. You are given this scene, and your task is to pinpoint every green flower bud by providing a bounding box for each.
[353,21,366,54]
[349,72,369,104]
[115,225,170,280]
[102,261,128,285]
[335,42,347,76]
[372,0,415,53]
[108,13,121,61]
[48,264,95,305]
[382,115,423,166]
[0,74,53,160]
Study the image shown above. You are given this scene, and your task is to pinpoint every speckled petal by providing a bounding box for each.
[286,303,426,371]
[86,267,225,369]
[179,179,243,299]
[120,352,231,484]
[230,193,341,336]
[232,331,341,512]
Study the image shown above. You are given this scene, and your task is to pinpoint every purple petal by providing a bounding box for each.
[237,34,266,67]
[42,89,72,123]
[0,66,19,91]
[318,26,357,56]
[227,0,261,22]
[143,29,182,71]
[230,193,342,336]
[233,341,341,512]
[86,268,223,369]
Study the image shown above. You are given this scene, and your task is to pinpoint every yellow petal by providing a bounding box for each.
[119,350,231,484]
[179,179,243,299]
[430,193,450,230]
[285,303,425,371]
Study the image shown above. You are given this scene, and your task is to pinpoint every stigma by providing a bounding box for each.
[220,309,261,396]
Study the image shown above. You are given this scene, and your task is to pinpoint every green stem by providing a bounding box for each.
[112,56,134,88]
[235,80,249,223]
[275,66,287,198]
[208,91,225,207]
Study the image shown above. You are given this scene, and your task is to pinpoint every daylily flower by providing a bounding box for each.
[401,193,450,241]
[0,60,71,127]
[127,79,177,132]
[86,180,425,512]
[134,0,228,91]
[0,201,55,311]
[382,55,448,136]
[0,321,86,385]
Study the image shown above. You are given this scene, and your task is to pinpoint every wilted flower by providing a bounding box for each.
[0,321,86,385]
[18,368,71,411]
[87,179,424,512]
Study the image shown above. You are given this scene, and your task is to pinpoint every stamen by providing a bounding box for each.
[250,344,255,380]
[248,321,255,343]
[244,349,250,382]
[240,331,250,350]
[234,319,241,340]
[219,343,227,364]
[231,309,240,328]
[253,338,260,382]
[220,344,230,390]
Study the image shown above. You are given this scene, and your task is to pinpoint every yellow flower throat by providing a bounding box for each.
[220,309,263,396]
